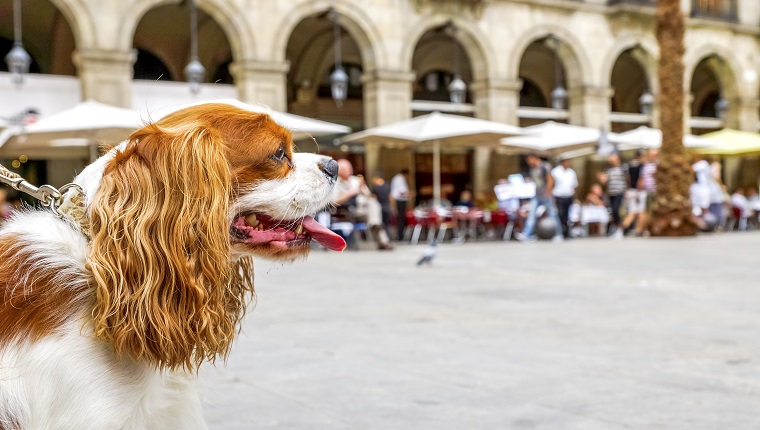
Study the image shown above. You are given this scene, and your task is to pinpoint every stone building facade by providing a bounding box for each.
[1,0,759,197]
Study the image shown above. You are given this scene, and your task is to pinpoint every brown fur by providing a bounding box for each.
[87,104,291,371]
[0,235,90,346]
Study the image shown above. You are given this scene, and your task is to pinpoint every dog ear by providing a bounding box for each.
[87,120,243,371]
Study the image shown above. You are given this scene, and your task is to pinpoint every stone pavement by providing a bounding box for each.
[202,232,760,429]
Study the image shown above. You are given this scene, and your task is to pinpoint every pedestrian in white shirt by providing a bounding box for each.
[390,169,411,241]
[551,157,578,238]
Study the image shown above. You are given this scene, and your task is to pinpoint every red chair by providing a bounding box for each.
[727,206,748,231]
[411,209,437,244]
[402,210,417,241]
[489,209,516,240]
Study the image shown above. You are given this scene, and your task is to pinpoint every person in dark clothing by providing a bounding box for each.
[370,172,393,238]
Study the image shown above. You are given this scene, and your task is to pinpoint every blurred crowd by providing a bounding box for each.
[318,152,760,250]
[2,153,757,246]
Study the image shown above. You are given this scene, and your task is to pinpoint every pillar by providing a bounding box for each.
[469,79,521,199]
[569,85,613,129]
[734,97,759,132]
[365,142,381,180]
[362,69,415,128]
[230,60,289,112]
[470,78,521,124]
[73,49,135,108]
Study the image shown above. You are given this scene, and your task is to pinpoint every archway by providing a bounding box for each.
[132,2,233,84]
[517,37,568,127]
[690,55,736,133]
[411,24,474,109]
[285,10,365,134]
[610,47,651,132]
[0,0,75,76]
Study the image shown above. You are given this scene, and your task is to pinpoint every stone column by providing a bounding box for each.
[364,142,381,180]
[569,85,613,128]
[362,69,415,128]
[73,49,135,108]
[733,97,759,132]
[230,60,290,112]
[469,79,521,199]
[470,78,521,124]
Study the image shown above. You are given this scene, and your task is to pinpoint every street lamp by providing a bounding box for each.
[5,0,31,87]
[638,87,654,116]
[548,36,567,110]
[329,8,348,107]
[447,23,467,104]
[184,0,205,95]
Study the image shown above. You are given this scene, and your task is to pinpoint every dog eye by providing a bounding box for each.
[272,145,286,162]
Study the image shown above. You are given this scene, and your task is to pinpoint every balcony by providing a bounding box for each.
[607,0,655,5]
[691,0,738,22]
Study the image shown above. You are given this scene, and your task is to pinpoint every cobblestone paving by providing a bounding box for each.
[202,232,760,429]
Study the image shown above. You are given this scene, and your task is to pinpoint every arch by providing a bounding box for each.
[48,0,95,48]
[600,37,658,93]
[605,42,658,115]
[400,15,492,81]
[116,0,249,61]
[272,0,382,72]
[0,0,80,75]
[685,44,741,97]
[689,54,737,118]
[507,25,593,87]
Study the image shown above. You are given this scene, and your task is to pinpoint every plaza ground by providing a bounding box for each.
[202,232,760,429]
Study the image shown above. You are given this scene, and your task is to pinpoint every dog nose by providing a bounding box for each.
[321,159,339,180]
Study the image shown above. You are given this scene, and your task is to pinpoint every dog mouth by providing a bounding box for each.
[231,213,346,252]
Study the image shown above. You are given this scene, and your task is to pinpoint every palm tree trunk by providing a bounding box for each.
[651,0,697,236]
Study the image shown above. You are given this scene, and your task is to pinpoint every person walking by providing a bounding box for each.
[369,172,394,250]
[597,152,628,239]
[621,150,644,235]
[390,168,410,241]
[551,156,578,238]
[516,154,563,242]
[635,149,658,235]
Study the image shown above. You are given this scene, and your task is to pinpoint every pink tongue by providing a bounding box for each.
[302,216,346,251]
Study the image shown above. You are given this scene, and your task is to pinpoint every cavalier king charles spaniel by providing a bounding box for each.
[0,102,345,429]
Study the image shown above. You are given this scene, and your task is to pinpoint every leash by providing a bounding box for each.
[0,162,90,237]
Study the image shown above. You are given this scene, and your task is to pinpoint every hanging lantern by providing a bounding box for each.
[330,66,349,106]
[6,0,31,87]
[639,89,654,115]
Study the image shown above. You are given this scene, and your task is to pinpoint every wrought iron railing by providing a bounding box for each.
[607,0,655,6]
[691,0,738,22]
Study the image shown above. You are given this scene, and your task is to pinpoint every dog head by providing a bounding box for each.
[80,102,345,370]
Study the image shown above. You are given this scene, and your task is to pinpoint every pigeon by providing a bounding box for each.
[416,240,438,266]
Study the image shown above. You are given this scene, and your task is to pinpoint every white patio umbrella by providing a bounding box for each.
[0,99,352,161]
[499,121,603,157]
[609,126,711,150]
[335,111,523,206]
[0,100,146,160]
[148,99,351,141]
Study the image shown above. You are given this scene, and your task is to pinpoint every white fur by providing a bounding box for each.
[0,207,207,430]
[0,137,337,428]
[231,152,337,223]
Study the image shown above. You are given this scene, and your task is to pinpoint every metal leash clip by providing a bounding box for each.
[0,164,82,217]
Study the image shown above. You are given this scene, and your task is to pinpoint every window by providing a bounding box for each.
[691,0,737,22]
